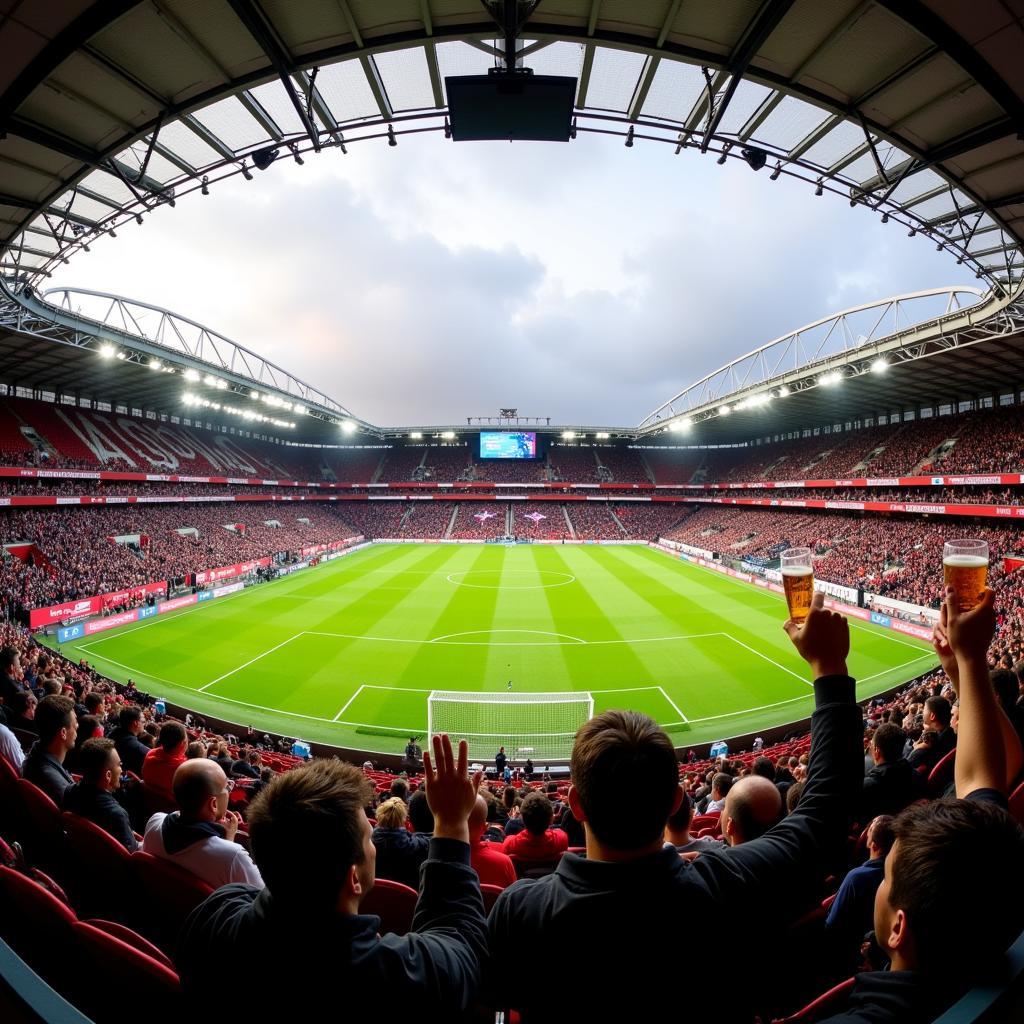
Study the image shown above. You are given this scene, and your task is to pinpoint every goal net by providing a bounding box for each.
[426,691,594,762]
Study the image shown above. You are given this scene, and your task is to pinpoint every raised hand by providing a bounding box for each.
[945,586,996,667]
[422,734,483,845]
[783,591,850,679]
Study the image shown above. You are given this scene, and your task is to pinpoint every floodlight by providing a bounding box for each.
[99,344,115,358]
[872,357,888,374]
[341,419,357,434]
[716,143,731,165]
[184,369,200,382]
[625,126,634,149]
[719,405,730,415]
[820,371,841,386]
[441,431,455,439]
[680,417,692,430]
[201,176,209,196]
[595,431,610,439]
[183,392,195,404]
[908,227,916,237]
[741,146,767,171]
[215,379,227,390]
[770,163,782,180]
[409,431,423,439]
[115,351,126,360]
[241,163,253,181]
[250,390,260,399]
[814,180,823,196]
[561,431,576,439]
[778,385,789,397]
[387,126,397,148]
[149,359,161,370]
[881,213,889,224]
[252,147,279,171]
[289,144,303,165]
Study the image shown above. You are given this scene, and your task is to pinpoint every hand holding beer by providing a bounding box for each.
[781,547,814,623]
[944,584,996,666]
[784,590,850,679]
[943,539,988,612]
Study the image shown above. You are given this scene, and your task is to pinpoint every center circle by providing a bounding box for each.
[445,569,576,590]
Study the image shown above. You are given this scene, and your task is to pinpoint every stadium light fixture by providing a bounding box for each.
[409,431,423,439]
[201,176,209,196]
[388,126,397,148]
[341,420,357,434]
[184,369,200,382]
[250,390,260,399]
[741,146,767,172]
[562,431,576,439]
[288,144,304,165]
[98,344,116,358]
[719,405,730,416]
[820,371,841,386]
[908,227,916,237]
[881,213,889,224]
[595,431,610,439]
[115,351,126,360]
[441,431,455,440]
[203,374,216,386]
[625,126,634,148]
[252,147,279,171]
[770,162,782,180]
[149,358,161,370]
[872,357,888,374]
[778,385,790,397]
[215,379,228,390]
[716,143,731,165]
[241,163,253,181]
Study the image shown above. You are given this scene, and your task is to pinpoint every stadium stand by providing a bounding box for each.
[321,448,384,482]
[472,456,548,482]
[548,445,600,482]
[449,502,507,539]
[595,447,651,482]
[377,446,427,481]
[422,446,471,481]
[566,502,625,540]
[512,505,572,540]
[401,501,458,539]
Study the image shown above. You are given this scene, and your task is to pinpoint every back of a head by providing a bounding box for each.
[173,758,224,819]
[375,796,408,830]
[520,791,553,836]
[872,722,906,764]
[890,800,1024,973]
[990,669,1018,712]
[0,646,16,675]
[248,759,372,904]
[36,694,74,746]
[712,772,733,798]
[503,786,517,809]
[724,776,781,843]
[571,710,678,851]
[665,790,693,834]
[868,814,896,856]
[159,721,187,753]
[925,696,952,729]
[468,794,488,837]
[118,706,141,731]
[751,756,775,781]
[407,789,434,834]
[389,777,409,802]
[78,737,115,784]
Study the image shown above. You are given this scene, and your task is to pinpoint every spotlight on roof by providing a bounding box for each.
[820,371,841,386]
[908,227,916,237]
[719,404,731,416]
[872,357,888,374]
[201,176,209,196]
[289,144,304,165]
[215,379,227,390]
[203,374,216,386]
[441,430,455,440]
[387,126,397,148]
[595,431,610,439]
[716,143,731,166]
[562,430,576,439]
[184,369,200,382]
[135,213,143,225]
[149,358,161,370]
[741,146,767,171]
[625,126,634,149]
[409,431,423,439]
[770,162,782,181]
[777,385,790,397]
[680,417,692,429]
[341,419,357,434]
[252,147,279,171]
[881,213,889,224]
[99,344,116,359]
[814,179,824,197]
[241,163,253,181]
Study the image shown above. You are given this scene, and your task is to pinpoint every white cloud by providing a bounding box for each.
[53,132,973,424]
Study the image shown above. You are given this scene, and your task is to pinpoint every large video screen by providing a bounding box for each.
[479,431,538,460]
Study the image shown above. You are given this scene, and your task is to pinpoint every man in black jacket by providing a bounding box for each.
[21,694,77,804]
[62,738,137,851]
[178,735,487,1020]
[861,723,926,821]
[487,592,862,1022]
[109,707,149,777]
[905,696,956,772]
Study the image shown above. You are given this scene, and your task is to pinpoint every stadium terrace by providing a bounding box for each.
[1,2,1024,1023]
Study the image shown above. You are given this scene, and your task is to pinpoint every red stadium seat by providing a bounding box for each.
[62,810,133,917]
[927,749,957,796]
[71,920,182,1021]
[771,977,856,1023]
[129,851,213,951]
[85,919,174,969]
[15,777,65,867]
[0,864,77,988]
[480,883,504,915]
[361,877,418,936]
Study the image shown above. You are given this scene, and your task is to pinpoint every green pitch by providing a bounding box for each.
[50,543,936,756]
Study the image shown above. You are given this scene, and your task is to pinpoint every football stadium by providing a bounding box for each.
[0,2,1023,1022]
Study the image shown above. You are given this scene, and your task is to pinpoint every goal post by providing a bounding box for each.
[426,690,594,762]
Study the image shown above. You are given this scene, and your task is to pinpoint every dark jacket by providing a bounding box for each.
[177,838,486,1020]
[861,757,926,821]
[821,969,967,1023]
[371,826,430,889]
[231,759,260,779]
[906,728,956,773]
[62,782,138,851]
[487,675,863,1023]
[21,742,74,805]
[109,726,150,777]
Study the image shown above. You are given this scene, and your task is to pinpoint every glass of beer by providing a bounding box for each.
[781,547,814,623]
[943,539,988,611]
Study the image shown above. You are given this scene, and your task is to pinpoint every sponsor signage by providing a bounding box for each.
[85,609,139,634]
[57,623,84,643]
[158,594,198,613]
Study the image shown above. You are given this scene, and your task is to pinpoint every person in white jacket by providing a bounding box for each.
[143,757,263,889]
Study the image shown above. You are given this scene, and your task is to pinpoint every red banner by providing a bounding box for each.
[194,558,272,585]
[683,495,1024,521]
[28,580,167,628]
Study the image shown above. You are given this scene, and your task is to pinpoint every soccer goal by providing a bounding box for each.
[426,690,594,762]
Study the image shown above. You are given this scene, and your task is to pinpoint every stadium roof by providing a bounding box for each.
[0,1,1023,445]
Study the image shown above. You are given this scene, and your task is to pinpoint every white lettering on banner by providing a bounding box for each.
[211,581,245,598]
[0,499,9,506]
[780,500,807,507]
[825,501,865,510]
[835,480,854,486]
[56,497,78,505]
[776,481,806,489]
[866,478,900,486]
[159,595,197,613]
[945,475,1002,485]
[85,610,138,634]
[901,504,946,514]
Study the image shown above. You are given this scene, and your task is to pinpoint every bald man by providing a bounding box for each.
[468,794,516,889]
[142,757,263,889]
[720,775,783,847]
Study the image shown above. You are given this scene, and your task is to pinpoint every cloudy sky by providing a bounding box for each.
[51,131,973,426]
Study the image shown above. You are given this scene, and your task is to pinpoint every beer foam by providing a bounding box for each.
[942,555,988,567]
[780,565,813,576]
